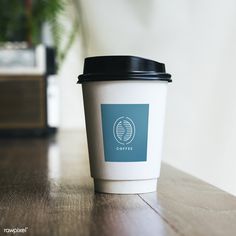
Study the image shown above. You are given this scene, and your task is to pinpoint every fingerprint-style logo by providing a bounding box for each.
[113,116,135,145]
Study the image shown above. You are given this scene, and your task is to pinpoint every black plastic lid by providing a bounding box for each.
[78,56,172,83]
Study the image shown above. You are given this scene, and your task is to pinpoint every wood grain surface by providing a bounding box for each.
[0,131,235,236]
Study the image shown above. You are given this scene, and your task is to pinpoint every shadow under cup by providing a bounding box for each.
[78,56,172,194]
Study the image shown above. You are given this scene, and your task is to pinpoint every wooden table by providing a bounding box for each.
[0,131,236,236]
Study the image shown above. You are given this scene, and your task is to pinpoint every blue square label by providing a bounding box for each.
[101,104,149,162]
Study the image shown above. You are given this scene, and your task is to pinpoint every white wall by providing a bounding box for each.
[60,0,236,196]
[58,38,85,129]
[57,7,85,130]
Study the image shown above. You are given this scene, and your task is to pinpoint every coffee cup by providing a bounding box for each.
[78,56,172,194]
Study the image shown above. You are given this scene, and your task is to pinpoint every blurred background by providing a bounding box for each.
[0,0,236,196]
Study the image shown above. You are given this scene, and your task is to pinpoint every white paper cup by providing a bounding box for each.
[78,56,172,194]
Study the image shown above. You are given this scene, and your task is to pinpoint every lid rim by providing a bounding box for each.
[78,74,172,84]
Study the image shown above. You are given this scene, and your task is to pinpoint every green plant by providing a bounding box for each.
[0,0,79,66]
